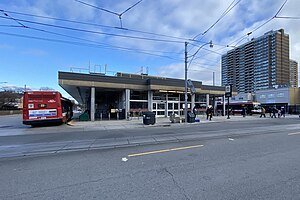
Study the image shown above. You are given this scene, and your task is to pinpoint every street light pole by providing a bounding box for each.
[184,42,188,123]
[184,41,213,123]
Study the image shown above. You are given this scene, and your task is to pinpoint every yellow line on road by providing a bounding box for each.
[288,132,300,136]
[128,144,204,157]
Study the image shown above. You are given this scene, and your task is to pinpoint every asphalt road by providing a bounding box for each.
[0,118,300,199]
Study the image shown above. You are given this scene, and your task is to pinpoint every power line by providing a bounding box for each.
[274,0,288,17]
[0,9,192,41]
[0,15,185,44]
[0,10,27,28]
[75,0,143,28]
[27,26,183,55]
[0,9,185,61]
[0,24,23,27]
[74,0,119,16]
[0,31,183,61]
[192,0,242,40]
[190,0,287,57]
[227,0,288,47]
[275,16,300,19]
[1,22,183,55]
[1,13,184,55]
[187,0,242,59]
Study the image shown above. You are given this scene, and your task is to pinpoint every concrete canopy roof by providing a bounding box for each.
[58,71,229,104]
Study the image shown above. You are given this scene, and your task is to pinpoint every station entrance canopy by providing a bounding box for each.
[58,71,229,120]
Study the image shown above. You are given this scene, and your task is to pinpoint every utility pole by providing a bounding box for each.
[227,96,230,119]
[184,42,188,123]
[184,41,213,123]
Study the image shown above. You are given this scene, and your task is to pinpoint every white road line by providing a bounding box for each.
[288,132,300,136]
[127,144,204,157]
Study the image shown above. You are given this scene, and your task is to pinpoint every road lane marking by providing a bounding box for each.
[288,132,300,136]
[128,144,204,157]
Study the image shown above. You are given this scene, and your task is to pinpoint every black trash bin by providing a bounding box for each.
[187,112,195,123]
[143,112,156,125]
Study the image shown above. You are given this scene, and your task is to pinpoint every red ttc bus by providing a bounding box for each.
[23,91,73,125]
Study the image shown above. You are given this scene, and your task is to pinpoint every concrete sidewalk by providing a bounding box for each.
[68,114,276,130]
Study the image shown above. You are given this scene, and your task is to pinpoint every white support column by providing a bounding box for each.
[90,87,95,121]
[125,89,130,120]
[178,94,181,115]
[206,94,210,108]
[148,91,153,111]
[191,94,195,110]
[223,95,226,116]
[165,93,168,117]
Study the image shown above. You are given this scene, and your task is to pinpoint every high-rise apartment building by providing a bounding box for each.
[289,59,298,88]
[222,29,290,93]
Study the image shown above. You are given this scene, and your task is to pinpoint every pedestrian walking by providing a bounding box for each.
[260,107,266,118]
[271,106,277,118]
[278,109,281,118]
[281,107,286,118]
[206,106,213,121]
[241,106,246,117]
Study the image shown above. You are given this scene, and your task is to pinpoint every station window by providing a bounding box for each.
[130,91,148,100]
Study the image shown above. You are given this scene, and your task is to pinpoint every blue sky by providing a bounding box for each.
[0,0,299,98]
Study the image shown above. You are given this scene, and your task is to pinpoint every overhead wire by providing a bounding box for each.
[275,16,300,19]
[0,9,188,65]
[0,9,192,41]
[74,0,143,28]
[0,0,290,74]
[74,0,119,16]
[0,15,185,44]
[27,26,183,55]
[0,24,183,57]
[0,10,183,58]
[186,0,242,69]
[192,0,242,41]
[0,24,23,27]
[0,31,183,61]
[227,0,288,47]
[0,10,27,28]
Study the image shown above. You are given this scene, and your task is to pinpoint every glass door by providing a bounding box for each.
[153,102,166,117]
[167,101,179,116]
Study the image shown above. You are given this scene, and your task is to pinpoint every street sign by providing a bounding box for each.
[225,85,232,97]
[187,79,196,94]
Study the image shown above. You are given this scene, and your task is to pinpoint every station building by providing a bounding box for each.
[58,71,230,121]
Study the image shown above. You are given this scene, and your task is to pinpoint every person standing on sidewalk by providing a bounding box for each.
[260,107,266,118]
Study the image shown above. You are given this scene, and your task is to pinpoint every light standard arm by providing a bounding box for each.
[184,41,213,123]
